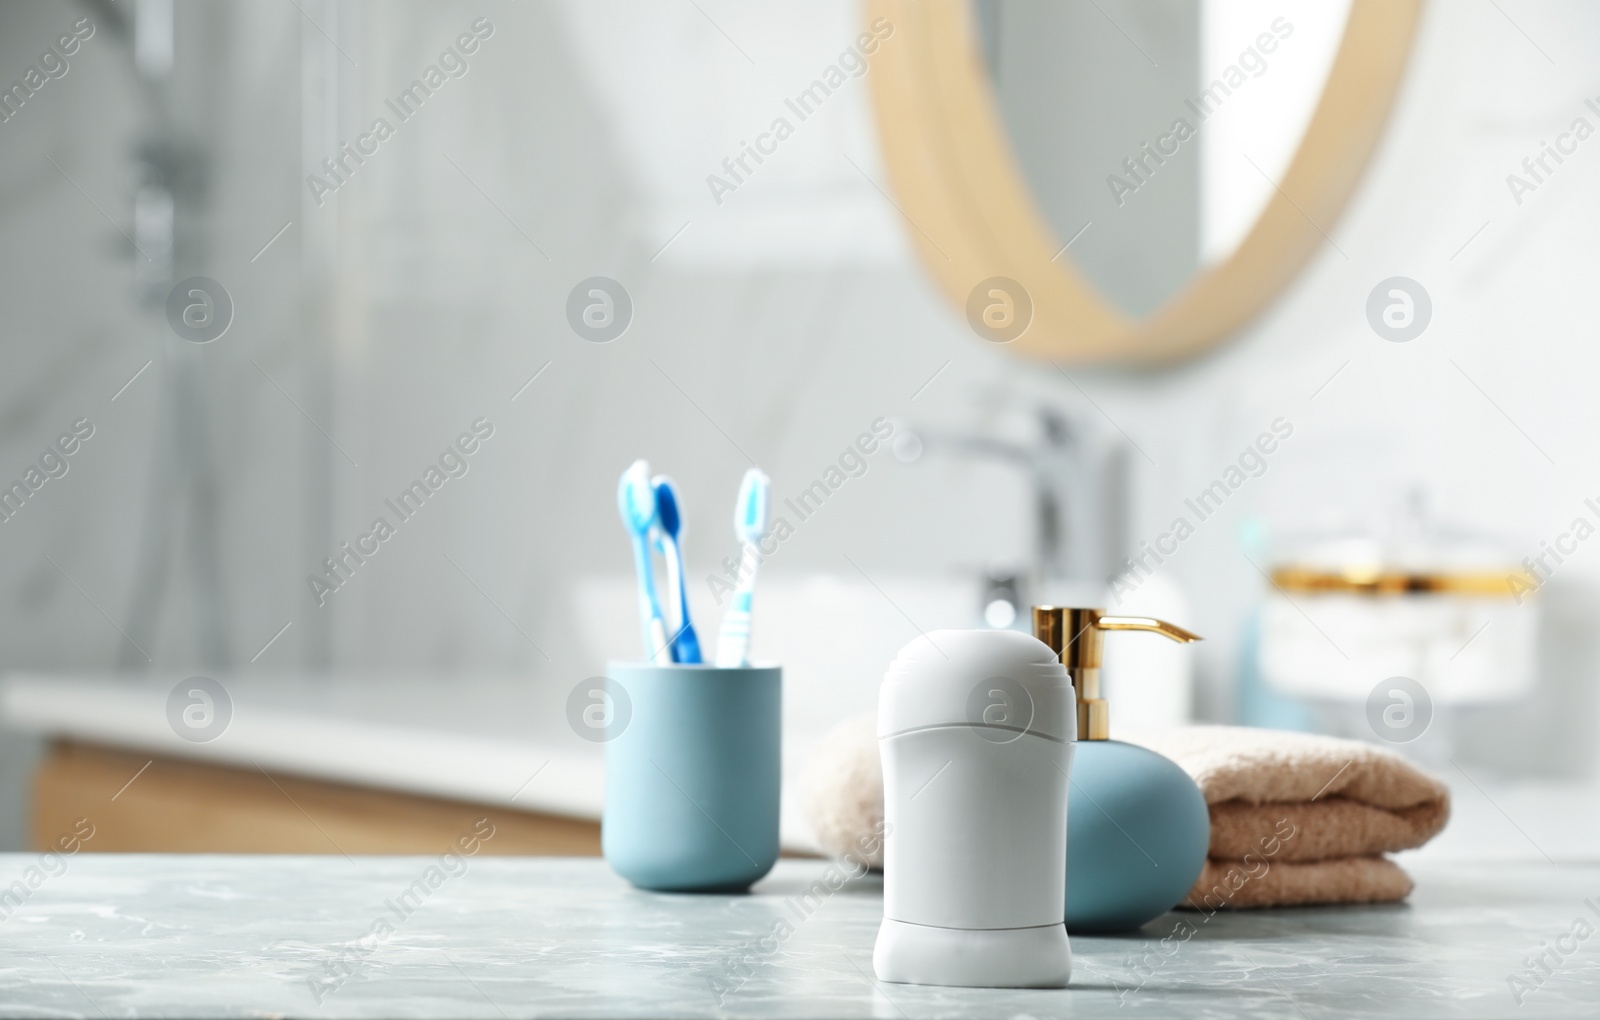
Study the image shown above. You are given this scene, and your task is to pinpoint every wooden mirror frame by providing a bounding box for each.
[865,0,1425,365]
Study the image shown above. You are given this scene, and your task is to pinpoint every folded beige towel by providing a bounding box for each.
[1120,725,1449,815]
[1121,725,1450,909]
[799,717,1450,910]
[1207,797,1449,862]
[1190,856,1415,910]
[801,713,885,868]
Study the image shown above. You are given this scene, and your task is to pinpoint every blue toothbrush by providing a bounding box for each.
[652,475,702,664]
[716,467,770,667]
[617,460,672,664]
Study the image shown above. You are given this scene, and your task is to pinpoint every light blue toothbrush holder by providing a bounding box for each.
[602,662,782,893]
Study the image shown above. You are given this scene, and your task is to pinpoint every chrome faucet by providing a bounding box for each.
[893,404,1128,615]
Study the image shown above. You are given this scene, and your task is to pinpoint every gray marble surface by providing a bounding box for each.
[1,854,1597,1018]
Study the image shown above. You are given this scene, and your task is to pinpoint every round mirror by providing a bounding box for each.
[866,0,1424,364]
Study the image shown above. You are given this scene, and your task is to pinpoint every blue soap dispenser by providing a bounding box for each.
[1033,606,1211,933]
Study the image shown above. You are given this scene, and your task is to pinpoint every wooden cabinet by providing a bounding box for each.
[32,742,601,855]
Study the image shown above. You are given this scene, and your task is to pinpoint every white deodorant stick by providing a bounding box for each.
[873,629,1075,988]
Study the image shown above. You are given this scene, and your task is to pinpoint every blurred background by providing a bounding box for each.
[2,0,1597,860]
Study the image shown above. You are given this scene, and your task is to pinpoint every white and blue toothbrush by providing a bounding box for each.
[715,467,770,667]
[617,460,673,665]
[651,474,702,664]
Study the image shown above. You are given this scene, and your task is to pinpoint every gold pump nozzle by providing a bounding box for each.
[1032,606,1202,740]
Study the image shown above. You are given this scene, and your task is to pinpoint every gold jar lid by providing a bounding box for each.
[1269,565,1537,598]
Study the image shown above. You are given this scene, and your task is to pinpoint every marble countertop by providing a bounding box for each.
[2,855,1597,1018]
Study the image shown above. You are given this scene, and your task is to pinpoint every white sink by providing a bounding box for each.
[574,571,983,734]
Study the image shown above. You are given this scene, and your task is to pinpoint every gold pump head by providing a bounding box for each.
[1032,606,1202,741]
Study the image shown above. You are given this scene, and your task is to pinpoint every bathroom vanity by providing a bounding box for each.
[8,669,1600,863]
[1,855,1594,1017]
[2,672,616,855]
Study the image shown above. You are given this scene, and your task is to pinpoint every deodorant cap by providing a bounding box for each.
[878,629,1074,743]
